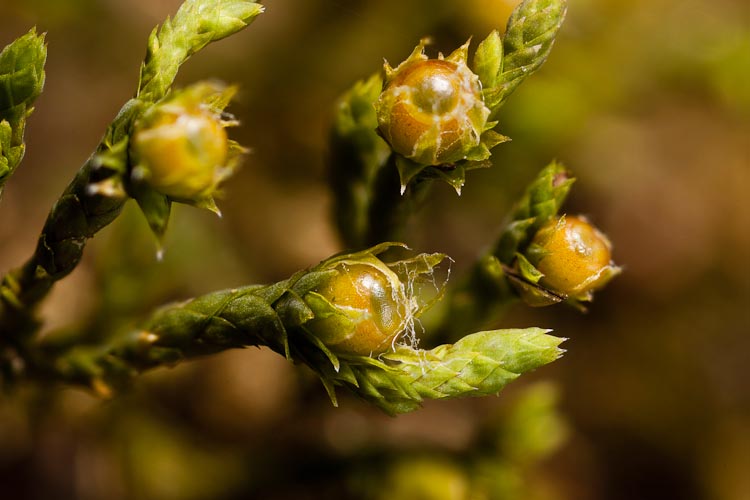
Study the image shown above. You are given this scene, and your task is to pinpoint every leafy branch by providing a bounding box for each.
[436,160,619,340]
[34,244,564,415]
[330,0,567,248]
[0,0,610,417]
[137,0,264,103]
[433,162,574,339]
[0,0,263,342]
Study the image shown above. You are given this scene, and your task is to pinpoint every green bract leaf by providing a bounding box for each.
[505,272,565,308]
[131,183,172,247]
[395,156,428,194]
[434,165,467,196]
[473,30,503,89]
[515,252,544,284]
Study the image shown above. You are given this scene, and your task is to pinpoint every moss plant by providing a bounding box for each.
[0,0,618,416]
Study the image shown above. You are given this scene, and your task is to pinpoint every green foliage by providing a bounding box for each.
[1,0,741,496]
[370,328,565,414]
[0,28,46,116]
[0,28,47,195]
[47,244,563,414]
[330,73,392,248]
[0,0,263,335]
[485,164,621,309]
[137,0,264,103]
[1,0,608,420]
[331,0,566,248]
[495,160,574,265]
[480,0,568,118]
[482,162,576,309]
[434,162,573,337]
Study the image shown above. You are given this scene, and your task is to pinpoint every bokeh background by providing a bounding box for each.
[1,0,748,498]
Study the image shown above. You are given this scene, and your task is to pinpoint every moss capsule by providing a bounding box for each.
[532,215,616,296]
[132,89,229,200]
[376,41,490,166]
[307,262,408,356]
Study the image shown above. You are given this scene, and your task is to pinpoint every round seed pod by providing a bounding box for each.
[132,96,228,200]
[306,262,408,356]
[375,42,490,166]
[532,215,615,296]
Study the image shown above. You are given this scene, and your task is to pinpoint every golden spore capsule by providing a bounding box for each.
[307,262,408,356]
[132,90,229,200]
[532,215,615,296]
[376,42,490,166]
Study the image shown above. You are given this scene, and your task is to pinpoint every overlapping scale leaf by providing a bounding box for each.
[0,28,47,195]
[48,245,564,414]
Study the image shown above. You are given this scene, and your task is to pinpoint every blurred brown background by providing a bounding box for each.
[1,0,749,499]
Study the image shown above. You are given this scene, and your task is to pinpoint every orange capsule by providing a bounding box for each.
[307,262,408,356]
[532,215,615,296]
[376,41,490,166]
[132,88,229,200]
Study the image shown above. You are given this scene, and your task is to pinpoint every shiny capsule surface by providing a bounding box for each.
[309,263,407,356]
[533,216,614,296]
[133,105,228,199]
[376,58,488,166]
